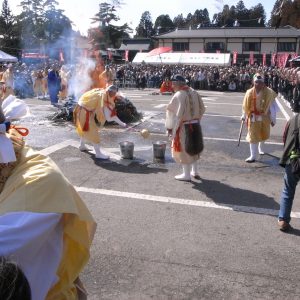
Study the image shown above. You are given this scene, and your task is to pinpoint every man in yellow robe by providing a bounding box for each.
[1,64,14,100]
[0,122,96,299]
[165,74,206,181]
[99,65,114,88]
[73,85,126,159]
[242,74,277,162]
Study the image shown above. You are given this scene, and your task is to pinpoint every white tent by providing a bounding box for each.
[132,52,231,66]
[0,50,18,63]
[289,56,300,62]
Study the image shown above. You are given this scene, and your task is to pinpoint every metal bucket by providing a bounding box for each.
[119,141,134,159]
[153,141,167,160]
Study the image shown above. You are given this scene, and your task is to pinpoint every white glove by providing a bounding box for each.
[241,113,246,121]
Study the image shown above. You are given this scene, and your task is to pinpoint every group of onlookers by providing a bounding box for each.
[0,60,299,110]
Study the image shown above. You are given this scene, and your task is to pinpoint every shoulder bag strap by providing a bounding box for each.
[293,114,299,151]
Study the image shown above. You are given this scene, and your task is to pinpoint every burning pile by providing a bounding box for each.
[50,95,142,125]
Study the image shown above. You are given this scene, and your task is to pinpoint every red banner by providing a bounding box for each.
[262,53,266,66]
[233,51,237,64]
[276,53,290,67]
[22,52,48,59]
[249,51,254,65]
[83,49,89,57]
[271,53,276,66]
[59,49,64,62]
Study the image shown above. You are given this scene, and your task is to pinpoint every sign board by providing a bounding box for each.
[132,52,231,66]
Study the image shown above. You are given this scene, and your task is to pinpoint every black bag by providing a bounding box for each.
[184,122,204,156]
[291,155,300,175]
[290,114,300,175]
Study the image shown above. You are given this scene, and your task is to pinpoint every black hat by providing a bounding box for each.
[171,74,186,83]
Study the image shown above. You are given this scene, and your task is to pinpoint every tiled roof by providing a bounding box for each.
[156,26,300,39]
[119,43,150,51]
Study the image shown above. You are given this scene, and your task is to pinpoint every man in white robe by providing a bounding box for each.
[165,74,206,181]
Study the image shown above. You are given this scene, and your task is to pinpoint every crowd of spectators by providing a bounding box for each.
[0,60,299,111]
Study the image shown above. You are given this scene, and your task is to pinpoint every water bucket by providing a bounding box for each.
[153,141,167,160]
[119,141,134,159]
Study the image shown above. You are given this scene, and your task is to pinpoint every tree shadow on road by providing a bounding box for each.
[191,177,279,211]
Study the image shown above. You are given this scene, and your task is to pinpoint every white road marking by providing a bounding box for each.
[40,135,282,158]
[276,98,290,121]
[75,186,300,219]
[203,114,286,121]
[202,97,217,101]
[39,140,77,156]
[154,104,167,108]
[204,102,242,106]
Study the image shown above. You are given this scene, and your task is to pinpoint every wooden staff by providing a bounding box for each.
[237,119,245,147]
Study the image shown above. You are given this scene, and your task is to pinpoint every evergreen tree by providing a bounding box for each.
[192,9,210,28]
[248,3,266,27]
[135,11,154,38]
[269,0,300,28]
[154,14,175,34]
[43,0,72,42]
[90,1,132,49]
[0,0,20,56]
[173,14,186,28]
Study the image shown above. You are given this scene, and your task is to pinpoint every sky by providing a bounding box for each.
[7,0,275,36]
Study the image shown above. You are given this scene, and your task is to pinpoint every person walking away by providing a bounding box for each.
[47,66,61,106]
[165,74,205,181]
[241,74,277,162]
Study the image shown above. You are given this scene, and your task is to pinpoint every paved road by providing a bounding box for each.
[22,89,300,299]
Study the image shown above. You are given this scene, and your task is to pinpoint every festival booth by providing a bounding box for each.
[0,50,18,63]
[132,52,231,66]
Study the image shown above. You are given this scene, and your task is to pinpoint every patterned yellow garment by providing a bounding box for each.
[73,88,108,144]
[0,127,24,193]
[242,86,277,143]
[0,144,96,299]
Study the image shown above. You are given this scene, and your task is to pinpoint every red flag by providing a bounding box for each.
[233,51,237,64]
[83,49,89,57]
[125,50,129,61]
[271,53,276,66]
[249,51,254,65]
[283,53,289,67]
[262,53,266,66]
[59,49,64,62]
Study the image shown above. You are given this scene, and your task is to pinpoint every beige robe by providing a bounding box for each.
[166,88,205,164]
[0,145,96,299]
[242,86,277,143]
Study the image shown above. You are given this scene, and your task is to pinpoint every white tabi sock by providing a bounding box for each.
[175,164,191,181]
[93,144,109,160]
[245,143,258,163]
[79,139,89,151]
[258,141,265,155]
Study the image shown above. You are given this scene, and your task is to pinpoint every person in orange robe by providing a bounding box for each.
[160,78,173,94]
